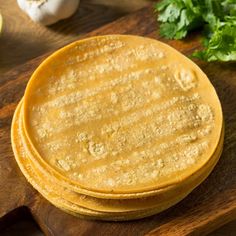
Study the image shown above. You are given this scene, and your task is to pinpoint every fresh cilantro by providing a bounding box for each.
[155,0,203,39]
[193,17,236,61]
[155,0,236,61]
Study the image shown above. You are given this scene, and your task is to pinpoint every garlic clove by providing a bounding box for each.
[17,0,80,26]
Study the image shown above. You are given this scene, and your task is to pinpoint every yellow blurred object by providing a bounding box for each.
[0,13,2,33]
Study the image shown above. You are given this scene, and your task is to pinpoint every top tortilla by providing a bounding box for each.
[22,35,223,194]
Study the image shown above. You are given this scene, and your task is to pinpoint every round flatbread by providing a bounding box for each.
[12,100,224,220]
[17,100,225,212]
[22,35,223,194]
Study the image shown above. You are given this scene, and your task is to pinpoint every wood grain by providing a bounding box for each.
[0,4,236,236]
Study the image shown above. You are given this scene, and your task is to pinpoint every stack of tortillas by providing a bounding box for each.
[11,35,224,221]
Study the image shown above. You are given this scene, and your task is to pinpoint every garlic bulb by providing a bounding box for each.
[17,0,80,26]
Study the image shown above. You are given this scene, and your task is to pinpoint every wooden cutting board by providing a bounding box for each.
[0,5,236,236]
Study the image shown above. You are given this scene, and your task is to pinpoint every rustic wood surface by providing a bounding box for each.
[0,1,236,236]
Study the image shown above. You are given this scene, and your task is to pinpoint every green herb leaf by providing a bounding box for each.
[155,0,236,62]
[193,17,236,61]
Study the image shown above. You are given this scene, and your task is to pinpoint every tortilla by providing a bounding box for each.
[11,100,224,219]
[22,35,223,195]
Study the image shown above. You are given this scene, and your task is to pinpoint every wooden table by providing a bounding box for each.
[0,0,235,235]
